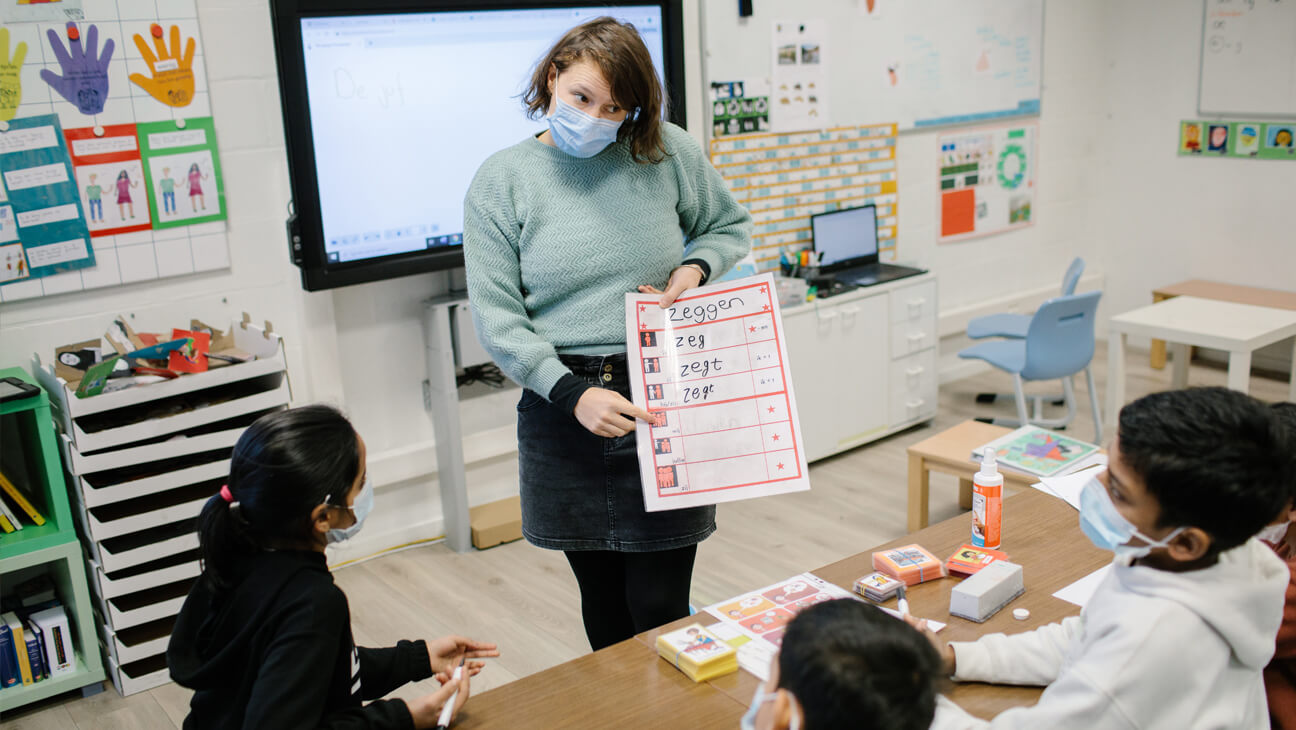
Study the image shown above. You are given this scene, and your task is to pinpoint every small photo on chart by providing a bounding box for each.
[643,357,660,374]
[1267,125,1294,150]
[1207,124,1229,154]
[146,152,218,222]
[0,243,31,283]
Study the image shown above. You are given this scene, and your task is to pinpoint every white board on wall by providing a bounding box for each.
[702,0,1043,133]
[1199,0,1296,117]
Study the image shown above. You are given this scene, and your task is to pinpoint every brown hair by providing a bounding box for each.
[523,17,666,164]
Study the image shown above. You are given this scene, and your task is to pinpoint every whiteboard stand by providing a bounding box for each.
[422,296,473,553]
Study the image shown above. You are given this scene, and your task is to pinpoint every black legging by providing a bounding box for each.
[564,545,698,651]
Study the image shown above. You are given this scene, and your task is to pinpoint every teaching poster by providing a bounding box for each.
[625,273,810,512]
[0,113,94,285]
[770,20,830,133]
[938,123,1036,242]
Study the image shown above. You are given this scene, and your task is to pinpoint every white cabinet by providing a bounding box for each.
[782,273,938,462]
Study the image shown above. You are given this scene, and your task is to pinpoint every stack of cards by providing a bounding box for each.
[656,624,738,682]
[872,544,945,586]
[945,544,1012,578]
[854,572,904,601]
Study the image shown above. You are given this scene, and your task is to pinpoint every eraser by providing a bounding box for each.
[1013,608,1030,620]
[949,561,1024,623]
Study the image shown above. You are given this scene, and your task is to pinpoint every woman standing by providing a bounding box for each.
[187,162,208,211]
[114,169,137,219]
[464,17,752,651]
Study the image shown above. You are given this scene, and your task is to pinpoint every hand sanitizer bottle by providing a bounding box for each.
[972,447,1003,549]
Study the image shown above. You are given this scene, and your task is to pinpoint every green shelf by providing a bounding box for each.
[0,651,103,712]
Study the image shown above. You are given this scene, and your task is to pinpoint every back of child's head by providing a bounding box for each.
[1117,387,1290,553]
[197,405,360,590]
[1272,401,1296,506]
[777,599,942,730]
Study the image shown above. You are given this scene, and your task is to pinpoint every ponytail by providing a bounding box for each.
[197,405,360,591]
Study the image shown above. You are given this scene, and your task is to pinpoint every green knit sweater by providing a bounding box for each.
[463,123,753,397]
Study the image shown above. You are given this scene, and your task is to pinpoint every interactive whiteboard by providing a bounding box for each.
[1198,0,1296,117]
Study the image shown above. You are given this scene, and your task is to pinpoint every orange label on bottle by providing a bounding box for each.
[971,482,1002,549]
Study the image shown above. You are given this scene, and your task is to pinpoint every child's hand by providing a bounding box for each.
[903,614,956,676]
[426,635,499,678]
[407,672,470,729]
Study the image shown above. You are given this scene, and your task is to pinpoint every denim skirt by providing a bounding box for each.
[516,353,717,552]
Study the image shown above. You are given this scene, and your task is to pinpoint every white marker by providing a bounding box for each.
[897,584,910,618]
[435,659,465,730]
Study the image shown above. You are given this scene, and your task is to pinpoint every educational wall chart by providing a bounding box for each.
[0,1,229,302]
[710,124,899,271]
[0,114,94,284]
[770,20,830,133]
[1178,120,1296,161]
[625,273,810,512]
[1198,0,1296,118]
[710,79,770,139]
[938,123,1036,243]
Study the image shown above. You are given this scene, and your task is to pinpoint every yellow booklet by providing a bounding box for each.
[656,623,738,682]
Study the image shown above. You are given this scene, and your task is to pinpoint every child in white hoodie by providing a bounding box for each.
[922,388,1294,730]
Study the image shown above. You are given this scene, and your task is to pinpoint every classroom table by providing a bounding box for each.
[457,487,1111,727]
[1106,296,1296,430]
[906,420,1041,532]
[1148,280,1296,370]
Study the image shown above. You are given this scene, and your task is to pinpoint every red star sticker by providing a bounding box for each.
[772,434,781,441]
[639,304,647,312]
[762,304,770,311]
[640,322,648,329]
[749,325,756,333]
[777,462,785,470]
[760,286,768,294]
[767,406,776,414]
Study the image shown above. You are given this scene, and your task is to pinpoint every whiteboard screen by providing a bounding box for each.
[702,0,1043,132]
[1199,0,1296,117]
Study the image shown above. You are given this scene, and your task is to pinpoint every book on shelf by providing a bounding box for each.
[2,613,33,685]
[971,425,1100,479]
[0,620,18,688]
[0,470,46,527]
[29,606,75,677]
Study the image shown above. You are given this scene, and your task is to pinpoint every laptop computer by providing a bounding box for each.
[810,205,924,287]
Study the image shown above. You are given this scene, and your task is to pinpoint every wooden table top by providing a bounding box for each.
[1153,279,1296,311]
[907,420,1039,485]
[637,488,1111,720]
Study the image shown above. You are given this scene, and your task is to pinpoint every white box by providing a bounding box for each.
[106,651,171,696]
[73,484,210,542]
[83,523,200,574]
[78,458,230,508]
[89,555,201,600]
[97,615,173,665]
[61,428,243,476]
[92,577,192,632]
[949,561,1025,623]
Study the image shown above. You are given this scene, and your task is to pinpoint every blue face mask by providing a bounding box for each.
[740,683,800,730]
[1079,475,1183,560]
[547,96,623,158]
[327,476,373,545]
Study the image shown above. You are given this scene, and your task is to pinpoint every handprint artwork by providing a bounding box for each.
[129,24,195,108]
[0,28,28,122]
[41,23,115,115]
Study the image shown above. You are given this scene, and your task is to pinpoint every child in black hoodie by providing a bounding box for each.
[168,405,498,729]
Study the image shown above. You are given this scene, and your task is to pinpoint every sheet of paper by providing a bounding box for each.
[737,641,775,681]
[1034,464,1105,511]
[1052,565,1111,608]
[703,573,854,651]
[877,606,946,633]
[770,19,830,132]
[626,273,810,512]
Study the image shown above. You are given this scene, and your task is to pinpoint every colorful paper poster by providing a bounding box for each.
[938,123,1036,242]
[64,123,151,236]
[137,117,225,228]
[973,425,1099,478]
[0,0,83,24]
[1178,120,1296,161]
[626,273,810,512]
[710,79,770,138]
[770,20,830,133]
[0,113,94,285]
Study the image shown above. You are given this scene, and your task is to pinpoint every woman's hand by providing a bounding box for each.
[638,264,704,307]
[426,635,499,680]
[574,388,655,438]
[406,672,470,729]
[902,614,956,676]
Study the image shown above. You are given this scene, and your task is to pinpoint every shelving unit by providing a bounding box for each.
[0,368,106,713]
[32,320,289,696]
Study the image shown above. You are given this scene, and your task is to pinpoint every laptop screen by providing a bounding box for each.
[811,205,879,270]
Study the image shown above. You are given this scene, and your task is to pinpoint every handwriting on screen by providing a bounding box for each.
[333,68,407,109]
[668,296,744,324]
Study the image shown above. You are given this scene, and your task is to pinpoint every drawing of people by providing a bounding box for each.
[115,169,138,219]
[85,174,104,222]
[683,627,716,653]
[1274,128,1294,148]
[1207,124,1229,153]
[159,166,182,214]
[1182,124,1201,153]
[187,162,209,211]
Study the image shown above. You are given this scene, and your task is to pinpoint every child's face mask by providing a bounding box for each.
[740,683,800,730]
[1257,521,1289,544]
[327,476,373,544]
[1079,475,1184,560]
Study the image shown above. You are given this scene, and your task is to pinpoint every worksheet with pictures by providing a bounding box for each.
[625,273,810,512]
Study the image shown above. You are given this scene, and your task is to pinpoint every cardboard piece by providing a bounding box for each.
[168,329,210,373]
[75,356,121,398]
[469,496,523,550]
[54,339,103,386]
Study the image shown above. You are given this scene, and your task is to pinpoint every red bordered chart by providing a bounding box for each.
[626,273,810,512]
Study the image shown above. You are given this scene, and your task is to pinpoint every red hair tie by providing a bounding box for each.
[219,484,234,503]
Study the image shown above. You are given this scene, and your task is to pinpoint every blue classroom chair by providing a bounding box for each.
[966,257,1085,340]
[958,290,1103,444]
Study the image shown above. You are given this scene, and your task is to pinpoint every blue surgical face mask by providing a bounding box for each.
[1079,475,1184,560]
[740,683,800,730]
[547,96,623,158]
[327,476,373,545]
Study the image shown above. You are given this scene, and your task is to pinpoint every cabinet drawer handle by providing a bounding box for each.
[907,332,925,343]
[906,398,925,409]
[905,366,924,377]
[817,309,841,322]
[907,297,926,307]
[839,305,861,315]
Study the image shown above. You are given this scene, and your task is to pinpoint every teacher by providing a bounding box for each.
[463,17,753,651]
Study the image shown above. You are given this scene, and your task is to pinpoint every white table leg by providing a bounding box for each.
[1106,331,1126,431]
[1226,350,1252,394]
[1290,338,1296,403]
[1170,343,1190,390]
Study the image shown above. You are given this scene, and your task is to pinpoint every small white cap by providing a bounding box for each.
[1012,608,1030,620]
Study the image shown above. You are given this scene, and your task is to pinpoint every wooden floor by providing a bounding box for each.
[2,343,1290,729]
